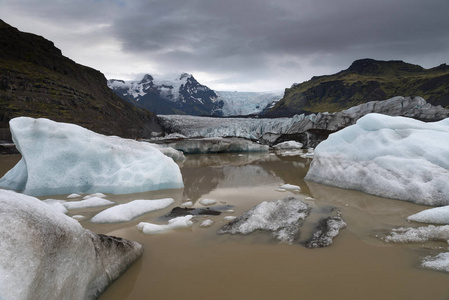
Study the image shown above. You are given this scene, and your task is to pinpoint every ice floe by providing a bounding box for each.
[63,197,114,210]
[407,206,449,224]
[0,117,184,196]
[91,198,174,223]
[279,184,301,192]
[137,215,194,234]
[0,189,142,300]
[385,225,449,243]
[200,219,214,227]
[306,113,449,206]
[218,196,310,244]
[273,141,303,149]
[199,199,217,206]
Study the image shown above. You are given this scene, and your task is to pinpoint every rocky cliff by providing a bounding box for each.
[0,20,161,141]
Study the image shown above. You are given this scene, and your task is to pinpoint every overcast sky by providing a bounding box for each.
[1,0,448,91]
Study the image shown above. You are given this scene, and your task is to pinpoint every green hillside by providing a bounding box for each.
[264,59,449,117]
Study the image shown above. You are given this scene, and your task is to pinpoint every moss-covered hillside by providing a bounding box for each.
[0,20,161,140]
[264,59,449,117]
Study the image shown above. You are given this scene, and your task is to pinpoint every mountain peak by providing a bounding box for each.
[347,58,423,75]
[140,74,154,83]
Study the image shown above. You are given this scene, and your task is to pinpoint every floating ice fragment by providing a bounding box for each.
[67,193,81,199]
[280,184,301,192]
[137,215,194,234]
[407,206,449,224]
[200,219,214,227]
[422,252,449,272]
[83,193,107,199]
[385,225,449,243]
[180,201,193,207]
[72,215,86,220]
[224,216,237,221]
[199,199,217,206]
[63,197,114,210]
[91,198,174,223]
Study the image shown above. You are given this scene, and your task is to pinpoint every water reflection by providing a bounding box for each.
[181,151,312,202]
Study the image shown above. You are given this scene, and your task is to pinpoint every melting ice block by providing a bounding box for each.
[0,117,184,196]
[0,189,143,300]
[306,113,449,206]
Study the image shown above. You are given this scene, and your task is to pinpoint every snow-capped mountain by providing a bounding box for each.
[216,91,283,116]
[108,73,224,116]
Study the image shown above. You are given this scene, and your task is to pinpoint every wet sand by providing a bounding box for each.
[1,153,449,299]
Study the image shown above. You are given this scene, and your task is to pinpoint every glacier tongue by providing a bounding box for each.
[0,117,184,196]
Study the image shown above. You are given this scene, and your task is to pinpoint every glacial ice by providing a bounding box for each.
[0,117,184,196]
[63,197,114,210]
[218,196,310,244]
[159,96,449,141]
[422,252,449,272]
[273,141,303,149]
[0,189,143,300]
[305,113,449,205]
[200,219,214,227]
[407,206,449,224]
[199,198,217,206]
[385,225,449,243]
[91,198,174,223]
[136,215,194,234]
[279,184,301,192]
[162,137,269,154]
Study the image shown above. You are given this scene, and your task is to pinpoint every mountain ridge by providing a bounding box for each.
[264,58,449,117]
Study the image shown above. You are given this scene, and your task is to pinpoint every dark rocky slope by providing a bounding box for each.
[0,20,161,141]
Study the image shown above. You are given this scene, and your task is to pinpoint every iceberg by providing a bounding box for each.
[218,196,310,244]
[305,113,449,206]
[0,189,143,300]
[0,117,184,196]
[91,198,174,223]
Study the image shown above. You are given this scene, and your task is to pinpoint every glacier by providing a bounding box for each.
[305,113,449,206]
[216,90,283,116]
[158,96,449,145]
[0,117,184,196]
[0,189,143,300]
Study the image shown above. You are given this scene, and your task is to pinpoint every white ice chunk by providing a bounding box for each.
[0,117,184,196]
[407,206,449,224]
[306,114,449,206]
[224,216,237,221]
[83,193,107,199]
[273,141,303,149]
[0,189,143,300]
[280,184,301,192]
[200,219,214,227]
[385,225,449,243]
[91,198,174,223]
[422,252,449,272]
[67,193,81,199]
[72,215,86,220]
[63,197,114,210]
[199,199,217,206]
[136,215,193,234]
[180,201,193,207]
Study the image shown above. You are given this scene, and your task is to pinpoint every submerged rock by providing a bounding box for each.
[166,206,222,218]
[306,211,347,248]
[218,196,310,244]
[0,117,183,196]
[0,189,143,300]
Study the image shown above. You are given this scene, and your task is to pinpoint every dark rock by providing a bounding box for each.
[166,206,222,218]
[306,211,346,248]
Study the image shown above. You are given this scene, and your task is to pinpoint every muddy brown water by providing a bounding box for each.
[1,152,449,300]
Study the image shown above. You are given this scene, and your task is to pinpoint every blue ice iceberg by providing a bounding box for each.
[0,117,184,196]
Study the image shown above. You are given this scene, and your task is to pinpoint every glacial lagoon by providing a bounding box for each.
[1,152,449,300]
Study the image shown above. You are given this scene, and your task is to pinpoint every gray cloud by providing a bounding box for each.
[1,0,448,90]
